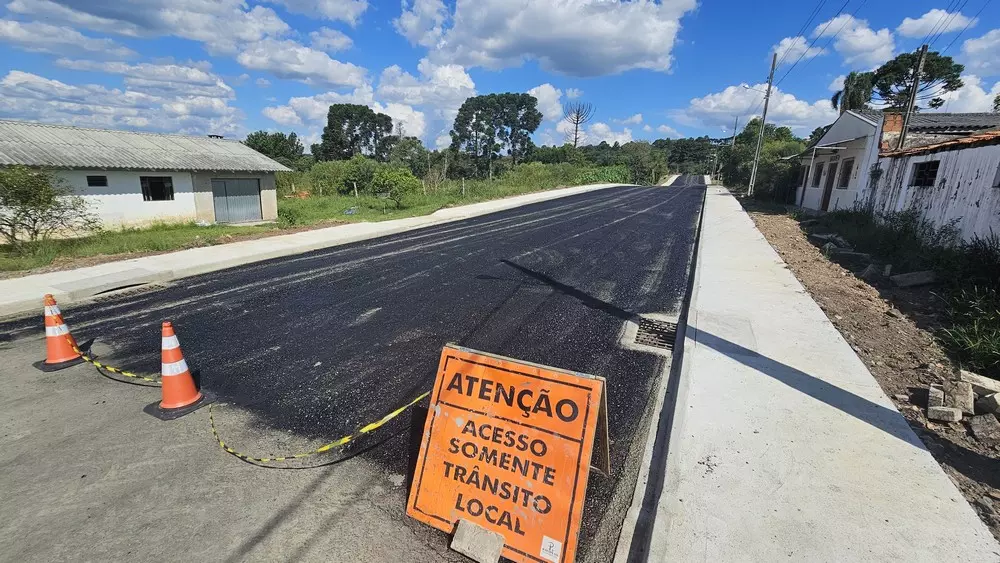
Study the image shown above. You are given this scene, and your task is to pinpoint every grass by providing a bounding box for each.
[0,162,611,273]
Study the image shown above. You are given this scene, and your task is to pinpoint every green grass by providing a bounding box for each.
[0,162,609,273]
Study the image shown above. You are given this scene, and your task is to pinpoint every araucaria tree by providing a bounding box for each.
[872,50,964,110]
[315,104,394,161]
[562,101,595,147]
[0,166,100,252]
[449,93,543,178]
[243,131,304,167]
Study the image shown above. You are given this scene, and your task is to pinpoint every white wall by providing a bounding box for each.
[57,170,198,227]
[870,144,1000,241]
[797,137,870,211]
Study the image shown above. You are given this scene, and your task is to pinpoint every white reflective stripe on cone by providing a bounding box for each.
[44,306,61,316]
[161,335,180,350]
[161,359,189,376]
[45,324,69,336]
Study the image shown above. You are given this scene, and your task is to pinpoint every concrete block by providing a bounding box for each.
[943,380,976,415]
[976,393,1000,415]
[969,414,1000,445]
[859,264,880,281]
[890,270,937,288]
[928,406,963,422]
[927,385,945,408]
[959,369,1000,397]
[450,519,505,563]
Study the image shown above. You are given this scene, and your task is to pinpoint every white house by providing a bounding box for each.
[794,110,882,212]
[0,120,290,227]
[864,130,1000,242]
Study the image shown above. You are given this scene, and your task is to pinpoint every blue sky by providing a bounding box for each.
[1,0,998,150]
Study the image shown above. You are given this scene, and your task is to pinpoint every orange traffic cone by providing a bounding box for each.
[33,294,84,372]
[144,322,214,420]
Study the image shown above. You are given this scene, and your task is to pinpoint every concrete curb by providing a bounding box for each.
[0,183,627,318]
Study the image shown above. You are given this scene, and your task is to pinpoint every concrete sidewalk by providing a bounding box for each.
[0,183,623,318]
[622,187,999,561]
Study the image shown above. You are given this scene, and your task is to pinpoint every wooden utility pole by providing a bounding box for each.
[898,44,928,150]
[731,116,739,146]
[748,53,778,197]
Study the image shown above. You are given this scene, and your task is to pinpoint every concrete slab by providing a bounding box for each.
[621,187,999,562]
[450,519,505,563]
[0,183,625,318]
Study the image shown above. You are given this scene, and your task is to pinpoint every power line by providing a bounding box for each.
[928,0,971,47]
[941,0,992,55]
[918,0,962,46]
[776,0,830,67]
[774,0,850,89]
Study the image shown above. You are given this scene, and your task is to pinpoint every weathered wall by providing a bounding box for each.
[869,144,1000,241]
[797,137,873,211]
[58,169,198,227]
[190,172,278,222]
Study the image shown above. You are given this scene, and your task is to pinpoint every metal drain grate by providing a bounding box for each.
[634,318,678,350]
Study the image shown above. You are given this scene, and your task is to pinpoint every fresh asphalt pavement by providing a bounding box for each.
[1,180,705,561]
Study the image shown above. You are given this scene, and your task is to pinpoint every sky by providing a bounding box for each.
[0,0,998,151]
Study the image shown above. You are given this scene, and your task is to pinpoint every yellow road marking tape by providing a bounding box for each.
[68,336,162,385]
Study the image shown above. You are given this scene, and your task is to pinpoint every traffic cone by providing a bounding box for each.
[33,294,84,372]
[144,322,214,420]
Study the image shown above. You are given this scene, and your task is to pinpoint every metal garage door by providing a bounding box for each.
[212,179,263,223]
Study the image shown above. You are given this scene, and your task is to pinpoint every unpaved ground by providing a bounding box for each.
[745,203,1000,542]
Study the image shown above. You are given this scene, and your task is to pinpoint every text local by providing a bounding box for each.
[445,371,581,422]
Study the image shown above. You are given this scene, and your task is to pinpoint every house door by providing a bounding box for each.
[212,179,263,223]
[820,165,837,211]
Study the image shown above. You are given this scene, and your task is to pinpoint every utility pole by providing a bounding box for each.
[898,44,928,150]
[748,52,777,197]
[730,116,739,146]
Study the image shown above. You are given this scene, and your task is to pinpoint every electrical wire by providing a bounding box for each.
[928,0,971,47]
[941,0,992,55]
[775,0,850,88]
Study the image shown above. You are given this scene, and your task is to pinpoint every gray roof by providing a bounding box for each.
[0,120,290,172]
[908,113,1000,133]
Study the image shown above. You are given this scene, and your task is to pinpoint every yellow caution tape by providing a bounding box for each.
[68,336,162,386]
[209,391,429,465]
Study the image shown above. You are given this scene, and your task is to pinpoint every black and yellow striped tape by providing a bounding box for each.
[68,336,162,385]
[209,391,429,465]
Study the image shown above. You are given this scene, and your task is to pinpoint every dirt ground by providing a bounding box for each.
[744,202,1000,542]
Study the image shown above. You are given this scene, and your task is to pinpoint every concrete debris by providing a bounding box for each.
[959,369,1000,397]
[450,519,505,563]
[821,242,837,255]
[890,270,937,288]
[976,393,1000,415]
[799,219,819,227]
[969,414,1000,445]
[894,393,909,402]
[886,308,905,319]
[928,385,945,408]
[943,380,976,415]
[928,406,963,422]
[827,249,872,261]
[859,264,881,281]
[808,233,853,249]
[883,264,892,277]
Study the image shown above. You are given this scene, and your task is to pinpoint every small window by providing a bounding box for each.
[910,161,940,187]
[86,175,108,187]
[140,176,174,201]
[812,162,825,187]
[837,158,855,189]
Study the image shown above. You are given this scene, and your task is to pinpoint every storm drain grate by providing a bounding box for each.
[634,318,678,350]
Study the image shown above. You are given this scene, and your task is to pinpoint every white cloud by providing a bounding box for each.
[528,83,563,122]
[374,102,426,138]
[262,105,302,126]
[435,133,451,149]
[588,122,632,144]
[395,0,449,48]
[237,38,367,87]
[829,75,846,92]
[0,69,243,136]
[262,86,425,140]
[615,113,643,125]
[256,77,272,87]
[679,82,838,133]
[376,58,475,124]
[310,27,353,52]
[931,74,1000,113]
[266,0,368,25]
[565,88,583,99]
[55,59,235,99]
[962,29,1000,76]
[643,124,653,133]
[6,0,142,36]
[426,0,698,76]
[656,124,682,138]
[897,9,977,38]
[0,19,135,58]
[773,36,826,64]
[814,15,894,68]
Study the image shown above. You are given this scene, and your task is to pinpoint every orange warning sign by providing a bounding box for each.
[407,344,605,563]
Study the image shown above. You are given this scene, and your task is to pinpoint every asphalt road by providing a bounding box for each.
[1,180,705,561]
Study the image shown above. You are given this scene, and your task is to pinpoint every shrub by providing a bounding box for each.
[277,206,303,226]
[0,166,100,253]
[307,161,349,196]
[343,155,378,196]
[576,165,630,185]
[939,286,1000,377]
[371,167,422,207]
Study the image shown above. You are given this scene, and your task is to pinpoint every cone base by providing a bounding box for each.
[33,356,85,372]
[144,391,215,421]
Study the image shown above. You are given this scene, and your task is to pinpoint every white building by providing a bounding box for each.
[0,120,289,227]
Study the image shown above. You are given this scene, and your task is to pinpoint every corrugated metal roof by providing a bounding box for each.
[881,129,1000,157]
[908,113,1000,133]
[0,120,291,172]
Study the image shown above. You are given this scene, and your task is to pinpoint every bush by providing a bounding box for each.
[308,161,349,195]
[939,286,1000,377]
[0,166,100,253]
[576,165,630,185]
[371,167,422,207]
[277,206,303,226]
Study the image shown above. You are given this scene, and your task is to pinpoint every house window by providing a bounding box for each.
[86,175,108,187]
[910,161,940,187]
[837,158,855,189]
[140,176,174,201]
[812,162,824,187]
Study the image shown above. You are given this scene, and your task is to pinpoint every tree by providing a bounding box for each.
[389,136,430,179]
[450,93,542,178]
[503,93,543,165]
[830,71,875,113]
[316,104,394,161]
[562,102,595,148]
[806,125,831,147]
[993,93,1000,114]
[0,166,100,251]
[871,50,964,110]
[243,131,305,167]
[371,167,421,207]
